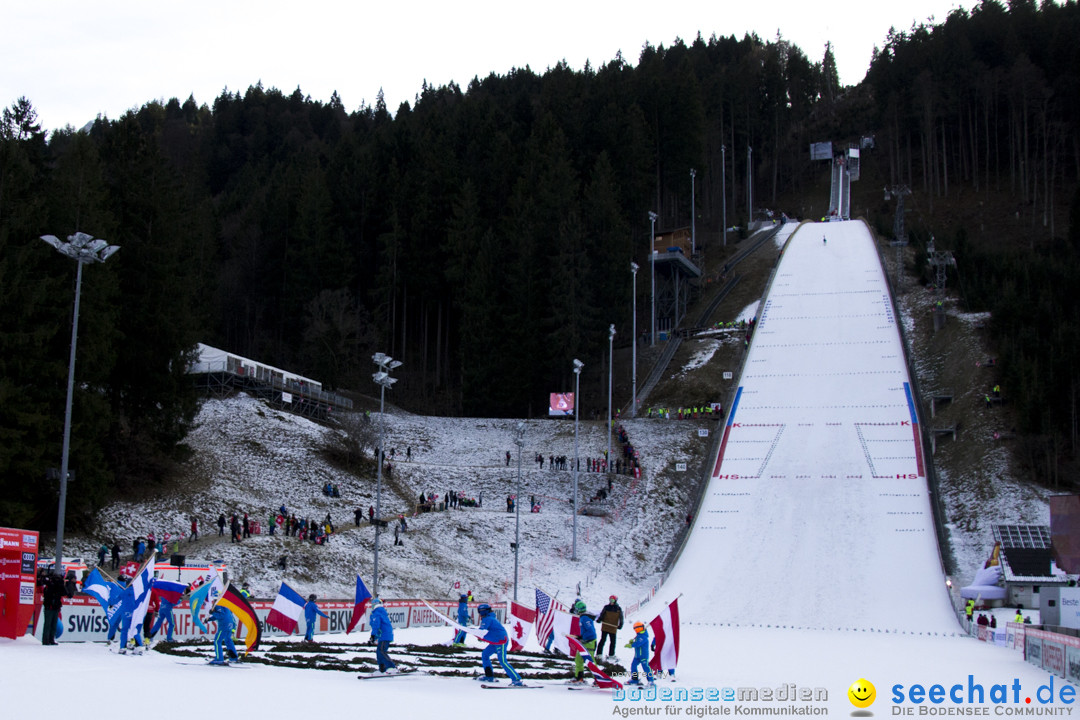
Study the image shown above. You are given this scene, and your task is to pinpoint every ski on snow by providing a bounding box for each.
[173,659,251,667]
[480,684,542,689]
[357,669,421,680]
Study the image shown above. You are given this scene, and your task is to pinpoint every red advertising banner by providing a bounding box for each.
[0,527,39,639]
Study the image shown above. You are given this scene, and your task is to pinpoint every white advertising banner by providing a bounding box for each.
[1058,586,1080,629]
[37,596,498,643]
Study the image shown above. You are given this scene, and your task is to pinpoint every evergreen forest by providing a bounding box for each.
[1,0,1078,528]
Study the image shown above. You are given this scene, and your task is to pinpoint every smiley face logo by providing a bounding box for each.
[848,678,876,708]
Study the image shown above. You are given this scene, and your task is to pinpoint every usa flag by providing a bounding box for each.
[533,589,565,648]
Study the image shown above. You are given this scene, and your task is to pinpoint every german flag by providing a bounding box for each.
[215,583,261,654]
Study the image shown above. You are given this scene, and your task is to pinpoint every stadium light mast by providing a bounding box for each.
[512,420,526,602]
[572,358,584,561]
[41,232,120,576]
[607,324,616,476]
[721,145,727,247]
[648,211,658,347]
[630,262,639,418]
[747,145,753,224]
[690,168,697,257]
[372,352,402,596]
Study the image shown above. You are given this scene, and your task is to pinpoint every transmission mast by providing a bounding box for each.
[926,235,956,331]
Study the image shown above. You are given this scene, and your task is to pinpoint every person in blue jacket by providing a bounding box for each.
[209,604,239,665]
[571,599,597,684]
[117,600,144,655]
[304,594,329,642]
[624,621,655,685]
[149,596,177,643]
[475,603,523,686]
[106,605,123,647]
[452,594,469,647]
[369,598,398,673]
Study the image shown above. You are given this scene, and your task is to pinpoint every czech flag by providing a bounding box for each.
[346,575,372,634]
[266,582,305,635]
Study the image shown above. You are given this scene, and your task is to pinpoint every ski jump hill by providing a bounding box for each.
[665,220,959,635]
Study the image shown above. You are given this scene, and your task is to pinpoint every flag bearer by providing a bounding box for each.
[570,600,597,684]
[149,595,177,643]
[475,603,523,686]
[369,598,398,674]
[304,594,329,642]
[452,594,469,647]
[118,602,145,655]
[625,621,655,686]
[209,604,239,665]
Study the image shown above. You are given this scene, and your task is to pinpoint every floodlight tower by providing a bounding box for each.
[648,212,658,347]
[747,145,753,223]
[372,352,402,596]
[721,145,728,247]
[41,232,120,575]
[630,262,639,418]
[690,168,697,257]
[572,358,584,561]
[607,324,615,474]
[512,420,525,602]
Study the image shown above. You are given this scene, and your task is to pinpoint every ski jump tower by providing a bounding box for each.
[814,141,860,220]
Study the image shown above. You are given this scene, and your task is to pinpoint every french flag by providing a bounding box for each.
[346,575,372,634]
[151,579,187,605]
[266,582,306,635]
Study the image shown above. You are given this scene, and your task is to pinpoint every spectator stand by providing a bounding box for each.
[188,342,352,421]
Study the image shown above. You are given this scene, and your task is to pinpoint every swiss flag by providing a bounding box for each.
[508,601,537,652]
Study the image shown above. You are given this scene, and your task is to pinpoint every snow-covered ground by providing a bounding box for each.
[83,397,707,604]
[4,221,1069,716]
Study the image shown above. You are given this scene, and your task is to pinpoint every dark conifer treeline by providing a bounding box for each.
[3,1,1080,528]
[0,32,836,527]
[865,0,1080,485]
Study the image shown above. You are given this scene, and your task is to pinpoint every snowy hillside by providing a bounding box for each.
[78,393,710,604]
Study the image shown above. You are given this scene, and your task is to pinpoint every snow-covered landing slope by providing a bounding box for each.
[669,220,958,633]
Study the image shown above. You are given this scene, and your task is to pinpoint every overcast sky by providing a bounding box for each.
[3,0,975,134]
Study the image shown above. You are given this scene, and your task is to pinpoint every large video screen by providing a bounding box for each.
[549,393,574,417]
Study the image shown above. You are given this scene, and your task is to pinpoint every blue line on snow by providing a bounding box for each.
[727,387,743,427]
